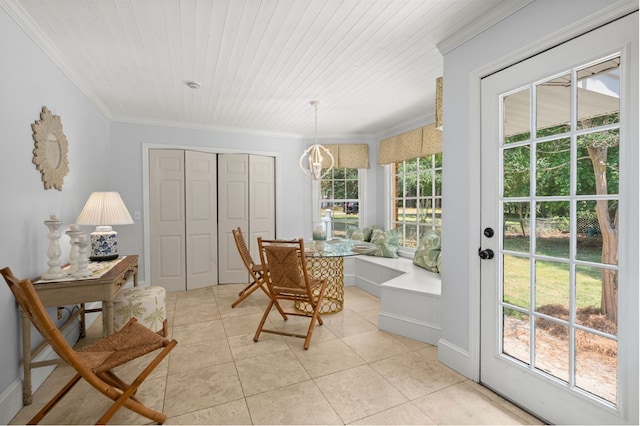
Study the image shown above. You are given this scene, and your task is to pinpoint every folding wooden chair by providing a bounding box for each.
[254,237,328,349]
[1,267,177,425]
[230,227,269,307]
[230,227,286,318]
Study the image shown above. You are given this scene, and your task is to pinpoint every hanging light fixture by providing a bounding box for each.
[299,100,334,180]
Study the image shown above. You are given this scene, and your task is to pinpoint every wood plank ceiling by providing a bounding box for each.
[1,0,531,137]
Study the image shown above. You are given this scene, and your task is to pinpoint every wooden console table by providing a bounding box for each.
[21,255,138,405]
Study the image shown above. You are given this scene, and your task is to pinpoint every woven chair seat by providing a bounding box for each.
[80,320,168,373]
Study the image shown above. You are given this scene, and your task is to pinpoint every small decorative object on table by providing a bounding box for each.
[65,224,83,273]
[73,234,92,278]
[42,214,64,279]
[312,221,327,241]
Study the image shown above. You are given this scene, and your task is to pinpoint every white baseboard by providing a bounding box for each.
[354,277,381,298]
[378,311,441,345]
[437,337,478,381]
[0,378,23,425]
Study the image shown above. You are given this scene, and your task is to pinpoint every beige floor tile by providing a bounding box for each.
[171,318,226,345]
[228,331,290,361]
[290,337,365,378]
[392,334,433,351]
[222,312,273,337]
[178,286,215,299]
[370,348,465,400]
[236,348,310,396]
[164,362,244,418]
[314,364,408,424]
[462,380,544,425]
[321,308,378,338]
[412,381,532,425]
[245,380,342,425]
[168,336,233,375]
[167,398,252,424]
[355,308,380,326]
[173,301,221,325]
[350,401,437,425]
[10,285,543,426]
[344,289,381,313]
[280,320,339,348]
[218,300,265,318]
[342,329,412,362]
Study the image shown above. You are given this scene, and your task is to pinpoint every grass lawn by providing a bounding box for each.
[503,236,605,310]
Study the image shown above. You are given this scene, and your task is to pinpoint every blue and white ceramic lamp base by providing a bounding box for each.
[90,225,119,261]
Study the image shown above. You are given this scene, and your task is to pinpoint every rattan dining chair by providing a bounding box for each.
[230,227,269,308]
[255,237,328,349]
[1,267,178,425]
[230,227,286,318]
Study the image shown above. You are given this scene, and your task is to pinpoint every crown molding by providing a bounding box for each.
[436,0,535,56]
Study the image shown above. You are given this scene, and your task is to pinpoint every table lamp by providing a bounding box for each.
[76,191,134,261]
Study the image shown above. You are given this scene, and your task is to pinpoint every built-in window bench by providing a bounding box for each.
[343,255,441,345]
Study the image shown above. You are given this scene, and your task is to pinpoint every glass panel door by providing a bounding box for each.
[480,13,637,425]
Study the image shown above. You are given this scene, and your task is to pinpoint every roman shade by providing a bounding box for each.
[378,124,442,165]
[322,144,369,169]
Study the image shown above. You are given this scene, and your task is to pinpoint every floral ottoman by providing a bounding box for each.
[113,286,168,336]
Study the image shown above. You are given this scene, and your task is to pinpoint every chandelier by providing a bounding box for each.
[299,101,334,180]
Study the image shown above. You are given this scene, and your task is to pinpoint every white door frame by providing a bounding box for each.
[141,143,280,288]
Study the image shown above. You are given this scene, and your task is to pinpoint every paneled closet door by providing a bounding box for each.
[149,150,186,292]
[149,149,217,291]
[185,150,217,289]
[217,154,275,284]
[218,154,250,284]
[249,155,276,262]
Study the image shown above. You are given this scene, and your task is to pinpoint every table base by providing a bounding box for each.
[295,256,344,314]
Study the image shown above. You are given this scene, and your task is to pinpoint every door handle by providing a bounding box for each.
[478,248,494,260]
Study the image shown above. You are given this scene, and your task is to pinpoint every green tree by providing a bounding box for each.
[504,113,619,322]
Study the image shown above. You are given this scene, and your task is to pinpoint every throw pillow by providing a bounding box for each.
[346,226,364,241]
[413,230,441,273]
[369,228,400,258]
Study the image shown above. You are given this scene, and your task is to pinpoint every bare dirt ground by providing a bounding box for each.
[503,306,617,403]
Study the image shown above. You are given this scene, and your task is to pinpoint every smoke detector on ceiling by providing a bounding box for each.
[185,80,201,89]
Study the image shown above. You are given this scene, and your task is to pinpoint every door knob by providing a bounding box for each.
[478,248,494,260]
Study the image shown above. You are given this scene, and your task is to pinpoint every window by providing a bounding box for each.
[320,167,361,238]
[391,153,442,249]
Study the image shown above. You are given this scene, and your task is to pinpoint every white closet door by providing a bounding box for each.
[218,154,250,284]
[149,149,186,291]
[249,155,275,260]
[185,150,217,289]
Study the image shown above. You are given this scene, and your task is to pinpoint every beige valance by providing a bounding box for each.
[378,124,442,165]
[322,144,369,169]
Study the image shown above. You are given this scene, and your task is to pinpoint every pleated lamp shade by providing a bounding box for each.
[76,192,133,260]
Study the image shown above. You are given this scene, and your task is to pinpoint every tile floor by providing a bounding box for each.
[11,284,543,425]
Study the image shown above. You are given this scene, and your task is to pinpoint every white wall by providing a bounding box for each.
[438,0,637,379]
[0,7,111,423]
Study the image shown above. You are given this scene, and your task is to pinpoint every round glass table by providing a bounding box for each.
[295,239,377,314]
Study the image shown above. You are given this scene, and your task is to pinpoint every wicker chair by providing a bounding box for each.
[230,227,286,318]
[1,267,177,425]
[254,237,328,349]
